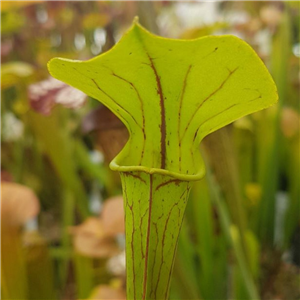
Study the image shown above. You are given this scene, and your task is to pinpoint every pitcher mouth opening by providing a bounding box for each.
[109,158,205,181]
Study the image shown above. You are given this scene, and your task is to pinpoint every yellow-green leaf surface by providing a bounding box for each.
[48,18,277,300]
[48,18,277,180]
[1,62,34,88]
[121,172,191,300]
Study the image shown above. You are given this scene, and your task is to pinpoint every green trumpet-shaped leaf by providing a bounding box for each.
[48,18,277,179]
[48,18,277,300]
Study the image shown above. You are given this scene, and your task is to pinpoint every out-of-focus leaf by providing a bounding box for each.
[203,126,249,261]
[82,13,111,29]
[0,1,41,12]
[74,254,94,300]
[245,183,262,207]
[207,165,260,300]
[281,107,300,138]
[179,22,229,39]
[172,220,202,300]
[28,108,90,218]
[244,230,260,279]
[255,6,291,245]
[187,177,217,299]
[233,117,255,189]
[1,62,34,89]
[74,140,109,188]
[234,117,253,132]
[283,110,300,246]
[231,227,260,299]
[1,10,25,34]
[56,6,75,27]
[23,230,56,300]
[102,196,125,237]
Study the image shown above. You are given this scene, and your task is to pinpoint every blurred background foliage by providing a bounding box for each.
[1,1,299,300]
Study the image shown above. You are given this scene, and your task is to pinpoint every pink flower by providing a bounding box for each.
[28,77,87,115]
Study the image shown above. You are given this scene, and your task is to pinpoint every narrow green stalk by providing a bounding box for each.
[74,254,94,299]
[1,230,28,299]
[207,168,260,300]
[255,5,291,245]
[28,109,90,219]
[284,136,300,246]
[204,128,249,257]
[24,231,56,300]
[74,140,109,188]
[189,178,216,299]
[60,190,75,286]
